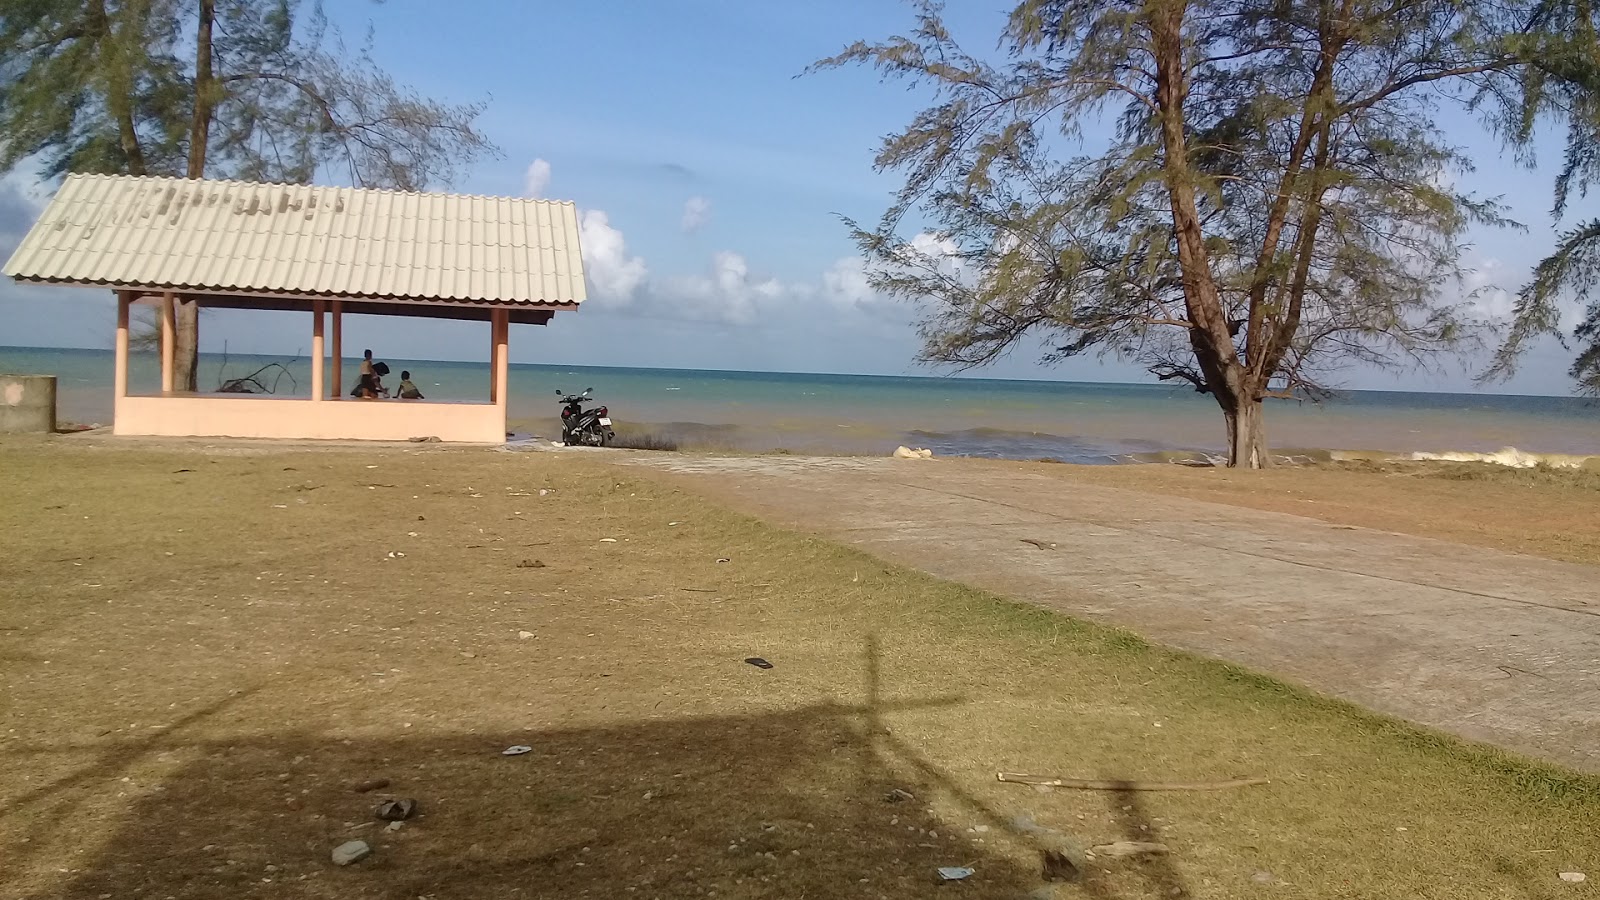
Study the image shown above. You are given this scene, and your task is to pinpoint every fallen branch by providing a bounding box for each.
[1020,538,1057,550]
[998,772,1269,791]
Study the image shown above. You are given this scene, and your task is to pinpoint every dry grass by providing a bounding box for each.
[1041,459,1600,566]
[1,437,1597,900]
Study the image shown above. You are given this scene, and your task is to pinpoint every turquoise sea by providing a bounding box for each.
[2,346,1596,463]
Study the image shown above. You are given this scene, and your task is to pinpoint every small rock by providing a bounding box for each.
[516,559,546,569]
[502,745,533,756]
[331,841,371,866]
[375,798,416,821]
[518,631,535,640]
[1560,872,1586,883]
[885,788,915,803]
[461,652,477,659]
[936,866,974,881]
[974,824,990,833]
[352,779,390,794]
[386,821,403,833]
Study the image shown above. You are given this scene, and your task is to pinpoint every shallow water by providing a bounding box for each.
[4,346,1596,463]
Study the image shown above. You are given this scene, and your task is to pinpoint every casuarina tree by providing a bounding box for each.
[0,0,497,391]
[1486,6,1600,395]
[816,0,1600,466]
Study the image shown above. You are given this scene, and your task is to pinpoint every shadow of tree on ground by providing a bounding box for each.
[13,636,1190,900]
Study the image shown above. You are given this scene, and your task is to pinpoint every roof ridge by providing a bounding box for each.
[60,172,578,207]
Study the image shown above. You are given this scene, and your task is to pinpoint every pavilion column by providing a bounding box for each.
[114,291,130,400]
[311,301,326,402]
[330,299,343,399]
[492,309,510,409]
[159,292,176,393]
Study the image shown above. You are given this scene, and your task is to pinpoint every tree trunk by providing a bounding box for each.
[174,0,216,394]
[173,298,200,392]
[1224,396,1270,469]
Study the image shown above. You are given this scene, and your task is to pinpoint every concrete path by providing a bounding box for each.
[622,454,1600,773]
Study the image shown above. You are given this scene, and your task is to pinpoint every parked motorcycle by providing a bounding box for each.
[557,388,614,446]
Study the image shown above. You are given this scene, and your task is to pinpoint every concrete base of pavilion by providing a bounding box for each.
[113,291,517,444]
[113,394,509,443]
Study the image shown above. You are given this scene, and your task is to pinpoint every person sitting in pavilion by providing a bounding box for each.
[351,373,381,400]
[355,348,391,397]
[397,370,425,400]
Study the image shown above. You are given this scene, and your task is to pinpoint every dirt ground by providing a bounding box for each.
[628,452,1600,774]
[1039,460,1600,566]
[2,438,1597,900]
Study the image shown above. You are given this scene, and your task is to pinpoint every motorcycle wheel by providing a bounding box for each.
[596,430,613,447]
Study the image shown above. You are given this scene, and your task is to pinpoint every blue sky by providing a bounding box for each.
[0,0,1589,394]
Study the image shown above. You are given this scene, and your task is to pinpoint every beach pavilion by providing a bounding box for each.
[2,173,586,443]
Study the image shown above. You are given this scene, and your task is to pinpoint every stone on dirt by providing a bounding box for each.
[331,840,372,866]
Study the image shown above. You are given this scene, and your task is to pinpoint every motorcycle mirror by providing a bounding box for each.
[555,389,562,396]
[584,387,593,396]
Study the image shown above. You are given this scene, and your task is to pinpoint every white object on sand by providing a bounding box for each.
[893,446,934,459]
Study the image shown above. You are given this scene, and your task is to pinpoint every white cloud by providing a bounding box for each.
[1463,256,1515,320]
[658,251,788,325]
[815,231,967,312]
[565,193,898,327]
[907,231,965,280]
[579,209,648,302]
[523,158,552,198]
[821,256,877,308]
[681,195,711,233]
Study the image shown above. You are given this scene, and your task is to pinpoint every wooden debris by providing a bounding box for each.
[998,772,1269,791]
[1090,841,1169,858]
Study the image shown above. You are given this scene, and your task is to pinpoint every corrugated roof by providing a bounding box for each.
[2,174,586,306]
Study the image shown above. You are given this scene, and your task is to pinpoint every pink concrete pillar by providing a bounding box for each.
[159,293,176,393]
[311,301,326,402]
[493,309,510,410]
[114,292,130,400]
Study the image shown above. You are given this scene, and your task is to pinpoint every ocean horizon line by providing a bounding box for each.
[3,343,1591,402]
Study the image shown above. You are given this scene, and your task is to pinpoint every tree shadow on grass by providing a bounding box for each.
[18,637,1191,900]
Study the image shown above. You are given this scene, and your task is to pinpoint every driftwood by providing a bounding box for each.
[998,772,1269,791]
[1090,841,1170,858]
[218,362,297,394]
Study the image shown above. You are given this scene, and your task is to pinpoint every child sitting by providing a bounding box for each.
[397,370,425,400]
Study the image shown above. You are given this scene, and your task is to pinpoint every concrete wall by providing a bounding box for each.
[0,374,57,434]
[113,395,506,443]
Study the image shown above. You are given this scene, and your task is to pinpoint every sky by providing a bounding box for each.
[0,0,1590,395]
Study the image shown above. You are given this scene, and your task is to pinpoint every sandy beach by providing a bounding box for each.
[2,435,1597,899]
